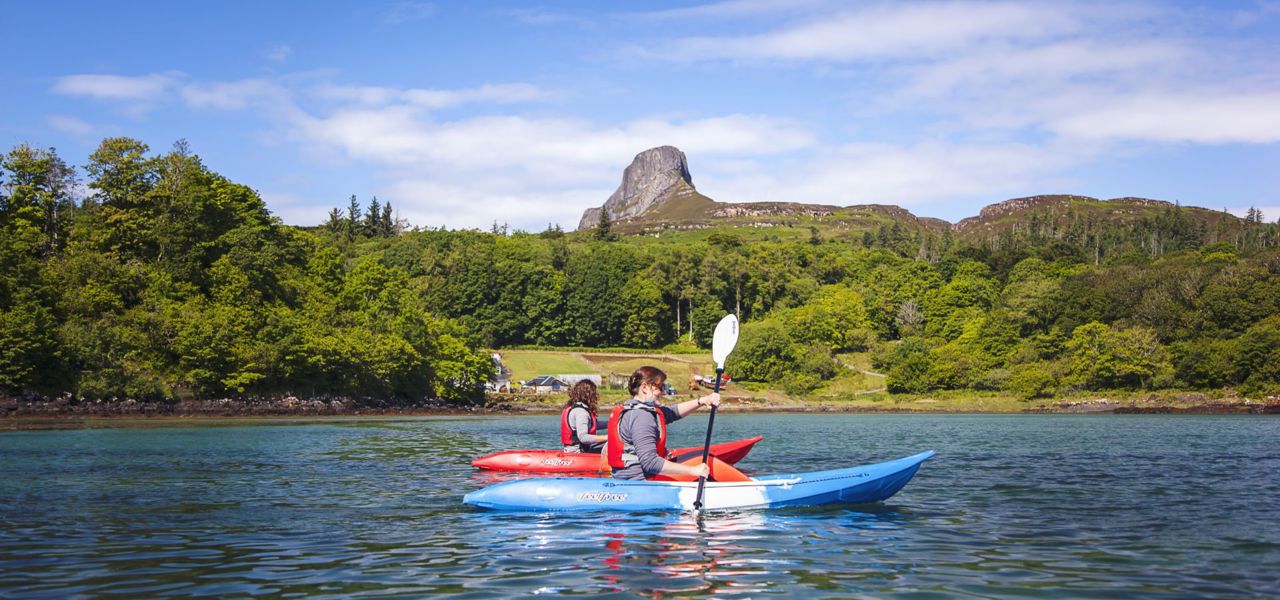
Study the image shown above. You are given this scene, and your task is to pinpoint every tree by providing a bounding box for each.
[783,285,873,351]
[885,337,933,393]
[324,208,344,236]
[381,201,395,236]
[1233,317,1280,397]
[84,137,157,257]
[690,298,724,348]
[1,144,77,256]
[594,210,616,241]
[726,320,799,383]
[346,195,360,242]
[0,302,61,391]
[365,197,382,236]
[896,299,924,338]
[621,278,666,348]
[1066,322,1171,390]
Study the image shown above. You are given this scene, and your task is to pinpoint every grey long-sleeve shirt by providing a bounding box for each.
[565,406,606,452]
[610,401,683,480]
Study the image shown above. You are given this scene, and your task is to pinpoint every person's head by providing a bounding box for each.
[628,366,668,401]
[564,380,599,413]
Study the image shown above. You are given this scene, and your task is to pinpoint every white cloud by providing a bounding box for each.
[381,2,435,24]
[52,73,179,101]
[1051,91,1280,144]
[166,74,814,228]
[662,0,1280,149]
[668,1,1102,61]
[897,39,1191,100]
[313,83,550,109]
[402,83,550,108]
[640,0,839,21]
[380,178,606,231]
[46,114,95,136]
[182,78,289,110]
[315,84,399,106]
[497,7,594,28]
[265,44,293,63]
[696,140,1085,212]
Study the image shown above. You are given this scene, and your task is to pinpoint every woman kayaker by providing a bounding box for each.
[561,380,607,453]
[607,366,720,480]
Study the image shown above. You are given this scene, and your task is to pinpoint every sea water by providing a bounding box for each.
[1,414,1277,598]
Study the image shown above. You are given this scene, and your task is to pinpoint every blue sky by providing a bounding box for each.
[3,0,1279,230]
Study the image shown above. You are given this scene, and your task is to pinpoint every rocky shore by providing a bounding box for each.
[0,393,501,420]
[3,391,1277,425]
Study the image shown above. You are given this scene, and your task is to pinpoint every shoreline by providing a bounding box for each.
[3,392,1278,429]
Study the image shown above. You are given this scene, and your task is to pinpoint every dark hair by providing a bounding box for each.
[628,366,667,397]
[564,380,599,414]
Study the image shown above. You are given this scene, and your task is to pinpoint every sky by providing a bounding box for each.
[2,0,1279,230]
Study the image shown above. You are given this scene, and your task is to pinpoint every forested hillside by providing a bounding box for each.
[2,139,1278,403]
[0,140,492,402]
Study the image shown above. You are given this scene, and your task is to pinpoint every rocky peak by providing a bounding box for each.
[579,146,695,229]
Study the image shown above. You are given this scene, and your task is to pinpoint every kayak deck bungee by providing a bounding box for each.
[464,450,934,511]
[471,435,764,473]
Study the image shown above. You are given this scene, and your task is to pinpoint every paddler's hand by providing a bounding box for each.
[690,463,711,479]
[700,393,720,408]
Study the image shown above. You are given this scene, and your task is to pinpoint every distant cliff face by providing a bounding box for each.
[579,146,695,230]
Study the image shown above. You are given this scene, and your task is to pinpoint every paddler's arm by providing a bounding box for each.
[629,412,706,478]
[570,409,607,444]
[672,393,720,418]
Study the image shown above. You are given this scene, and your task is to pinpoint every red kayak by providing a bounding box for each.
[471,435,764,473]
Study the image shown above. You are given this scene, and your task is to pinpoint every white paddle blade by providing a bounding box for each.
[711,314,739,370]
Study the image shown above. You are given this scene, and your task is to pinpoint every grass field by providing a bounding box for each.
[489,351,1260,413]
[497,351,595,382]
[496,348,762,400]
[497,349,1069,413]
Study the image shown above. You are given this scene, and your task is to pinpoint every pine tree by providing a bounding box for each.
[380,201,394,236]
[346,195,360,242]
[594,210,614,241]
[325,207,344,235]
[365,197,381,236]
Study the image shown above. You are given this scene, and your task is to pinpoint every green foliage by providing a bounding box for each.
[0,302,61,391]
[689,298,724,348]
[1233,317,1280,397]
[1065,322,1172,390]
[4,137,1280,403]
[1006,363,1057,399]
[782,285,873,351]
[726,320,798,383]
[622,278,667,348]
[885,337,934,393]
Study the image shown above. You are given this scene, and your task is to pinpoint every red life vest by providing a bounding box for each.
[560,402,597,446]
[606,402,668,469]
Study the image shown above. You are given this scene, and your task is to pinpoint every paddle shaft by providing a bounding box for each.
[693,367,723,510]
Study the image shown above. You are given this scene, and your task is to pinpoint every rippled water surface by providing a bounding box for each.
[2,414,1278,598]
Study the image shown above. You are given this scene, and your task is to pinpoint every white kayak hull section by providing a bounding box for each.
[463,451,935,512]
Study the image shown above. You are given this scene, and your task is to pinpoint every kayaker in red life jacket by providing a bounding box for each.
[561,380,607,453]
[607,366,720,481]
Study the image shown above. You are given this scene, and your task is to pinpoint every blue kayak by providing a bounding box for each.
[464,451,934,512]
